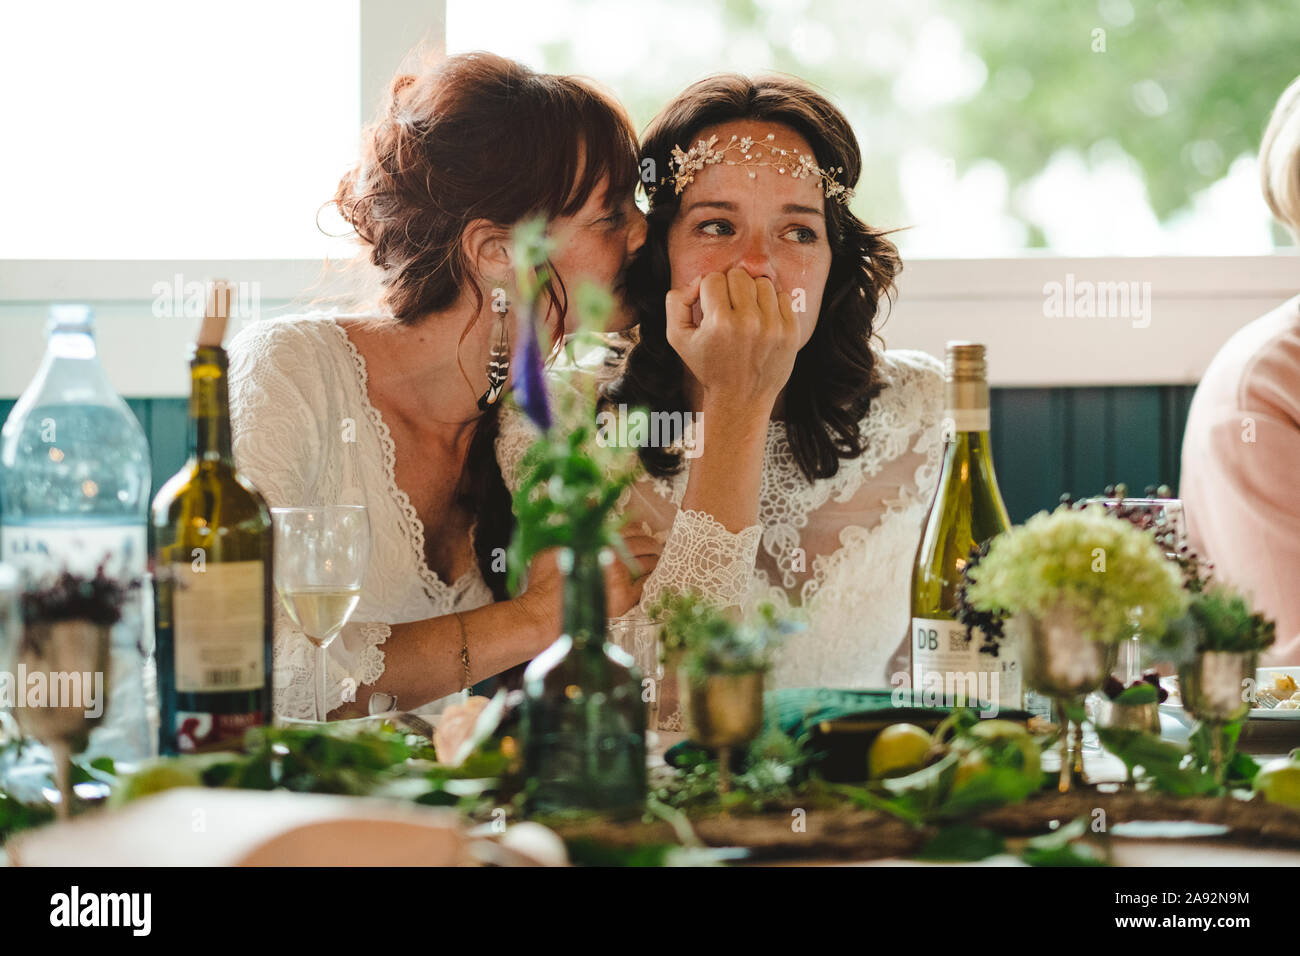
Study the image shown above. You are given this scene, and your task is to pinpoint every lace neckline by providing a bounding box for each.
[325,316,481,606]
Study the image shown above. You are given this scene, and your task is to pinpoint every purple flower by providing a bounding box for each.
[513,308,551,432]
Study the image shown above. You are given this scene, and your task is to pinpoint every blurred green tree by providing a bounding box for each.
[939,0,1300,245]
[469,0,1299,249]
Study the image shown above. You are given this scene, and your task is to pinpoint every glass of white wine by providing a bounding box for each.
[271,506,370,723]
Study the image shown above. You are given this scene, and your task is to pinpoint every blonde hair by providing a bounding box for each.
[1261,74,1300,239]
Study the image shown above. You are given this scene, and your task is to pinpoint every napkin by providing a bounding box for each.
[7,788,472,866]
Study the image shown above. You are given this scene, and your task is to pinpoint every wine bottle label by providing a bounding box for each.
[942,408,991,435]
[171,560,265,693]
[172,710,263,753]
[911,617,1021,710]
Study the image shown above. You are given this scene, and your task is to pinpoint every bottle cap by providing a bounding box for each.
[47,304,94,335]
[196,281,232,348]
[945,341,987,381]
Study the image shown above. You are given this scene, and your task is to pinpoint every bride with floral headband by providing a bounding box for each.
[498,73,944,728]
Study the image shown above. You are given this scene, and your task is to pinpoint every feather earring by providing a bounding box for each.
[477,308,510,410]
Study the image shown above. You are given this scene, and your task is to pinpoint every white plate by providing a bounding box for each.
[1255,666,1300,719]
[1161,666,1300,721]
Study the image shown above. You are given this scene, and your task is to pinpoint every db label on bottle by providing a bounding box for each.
[911,617,1021,710]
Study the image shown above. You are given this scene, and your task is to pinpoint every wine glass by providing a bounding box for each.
[271,506,370,723]
[608,616,663,732]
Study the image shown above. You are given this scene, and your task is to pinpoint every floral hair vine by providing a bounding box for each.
[648,132,855,204]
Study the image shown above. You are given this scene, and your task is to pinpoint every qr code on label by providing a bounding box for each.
[949,629,971,651]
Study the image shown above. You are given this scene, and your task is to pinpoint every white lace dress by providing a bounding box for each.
[227,313,494,719]
[496,348,944,726]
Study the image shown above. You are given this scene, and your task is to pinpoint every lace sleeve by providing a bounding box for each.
[636,508,762,612]
[227,320,389,720]
[494,401,541,497]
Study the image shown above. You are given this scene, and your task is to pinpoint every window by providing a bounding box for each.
[447,0,1299,257]
[0,0,360,259]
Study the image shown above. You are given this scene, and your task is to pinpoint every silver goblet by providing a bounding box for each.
[1178,649,1257,786]
[1009,604,1119,793]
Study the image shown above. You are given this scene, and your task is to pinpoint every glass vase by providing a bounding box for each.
[520,547,646,817]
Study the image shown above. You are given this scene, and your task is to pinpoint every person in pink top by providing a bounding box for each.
[1182,75,1300,663]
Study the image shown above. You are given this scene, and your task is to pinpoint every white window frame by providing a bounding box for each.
[2,1,1297,395]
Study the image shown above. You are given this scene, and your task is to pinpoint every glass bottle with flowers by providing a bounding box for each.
[504,221,647,818]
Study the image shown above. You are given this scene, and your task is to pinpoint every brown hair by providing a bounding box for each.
[334,51,639,324]
[604,73,901,483]
[331,52,639,602]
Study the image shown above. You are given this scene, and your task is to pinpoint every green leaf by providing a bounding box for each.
[1020,816,1110,867]
[915,825,1005,861]
[936,766,1043,818]
[1022,842,1110,867]
[563,837,676,867]
[1096,727,1217,796]
[1114,683,1158,705]
[881,751,961,818]
[824,782,928,826]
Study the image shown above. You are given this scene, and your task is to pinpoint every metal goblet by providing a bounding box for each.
[1008,605,1119,793]
[1178,650,1257,786]
[680,670,765,798]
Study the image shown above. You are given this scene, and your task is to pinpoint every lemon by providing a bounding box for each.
[868,723,933,779]
[111,760,204,806]
[1253,758,1300,809]
[969,719,1031,742]
[952,752,989,790]
[952,719,1040,792]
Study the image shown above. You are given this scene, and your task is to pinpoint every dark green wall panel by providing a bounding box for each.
[147,398,190,496]
[991,388,1067,521]
[1063,388,1110,503]
[991,385,1197,522]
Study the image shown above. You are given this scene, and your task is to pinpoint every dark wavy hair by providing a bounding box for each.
[603,74,901,482]
[331,52,638,601]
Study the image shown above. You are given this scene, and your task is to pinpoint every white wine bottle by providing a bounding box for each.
[910,342,1020,711]
[152,283,273,755]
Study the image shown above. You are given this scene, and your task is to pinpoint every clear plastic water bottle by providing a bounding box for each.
[0,305,157,770]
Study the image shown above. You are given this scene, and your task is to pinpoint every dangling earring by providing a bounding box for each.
[477,307,510,410]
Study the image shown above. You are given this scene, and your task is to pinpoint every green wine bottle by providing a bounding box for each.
[910,342,1020,711]
[520,547,646,817]
[152,283,273,755]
